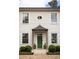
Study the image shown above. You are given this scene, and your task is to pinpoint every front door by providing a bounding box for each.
[37,34,42,48]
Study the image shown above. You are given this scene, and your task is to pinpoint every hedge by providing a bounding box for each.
[47,45,60,55]
[48,45,56,52]
[56,45,60,52]
[19,45,32,52]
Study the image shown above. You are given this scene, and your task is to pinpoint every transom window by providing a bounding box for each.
[22,33,28,43]
[23,13,29,23]
[51,33,57,43]
[51,13,57,22]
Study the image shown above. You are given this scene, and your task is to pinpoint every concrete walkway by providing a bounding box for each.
[32,49,47,55]
[19,55,60,59]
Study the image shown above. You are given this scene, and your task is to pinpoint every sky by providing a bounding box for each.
[19,0,60,7]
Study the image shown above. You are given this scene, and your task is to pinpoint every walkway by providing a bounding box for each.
[19,55,60,59]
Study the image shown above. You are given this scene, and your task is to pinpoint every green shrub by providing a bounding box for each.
[48,45,56,53]
[47,45,60,55]
[56,45,60,52]
[19,46,26,52]
[25,45,32,52]
[19,45,32,52]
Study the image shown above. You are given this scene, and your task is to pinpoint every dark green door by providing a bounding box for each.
[37,34,42,48]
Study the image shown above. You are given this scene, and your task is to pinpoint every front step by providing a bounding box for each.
[32,49,47,55]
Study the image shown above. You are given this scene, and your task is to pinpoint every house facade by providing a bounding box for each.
[19,7,60,49]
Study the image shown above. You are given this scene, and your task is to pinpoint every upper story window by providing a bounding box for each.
[22,33,28,43]
[51,33,57,43]
[23,13,29,23]
[37,16,42,19]
[51,13,57,22]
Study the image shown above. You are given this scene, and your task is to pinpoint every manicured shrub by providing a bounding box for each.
[47,45,60,55]
[55,45,60,52]
[19,46,26,52]
[56,45,60,52]
[48,45,56,53]
[19,45,32,52]
[25,45,32,52]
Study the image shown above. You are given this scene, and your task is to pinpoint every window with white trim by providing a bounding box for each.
[23,13,29,23]
[22,33,28,43]
[51,33,57,43]
[51,13,57,22]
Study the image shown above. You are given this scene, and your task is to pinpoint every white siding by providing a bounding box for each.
[19,11,60,46]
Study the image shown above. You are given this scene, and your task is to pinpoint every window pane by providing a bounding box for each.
[52,39,57,43]
[22,33,28,43]
[52,34,57,38]
[51,13,57,22]
[51,33,57,43]
[23,13,29,23]
[23,38,28,43]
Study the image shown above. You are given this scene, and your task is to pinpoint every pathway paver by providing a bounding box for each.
[19,55,60,59]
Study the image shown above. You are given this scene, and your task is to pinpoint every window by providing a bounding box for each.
[51,33,57,43]
[51,13,57,22]
[22,33,28,43]
[37,16,42,19]
[23,13,29,23]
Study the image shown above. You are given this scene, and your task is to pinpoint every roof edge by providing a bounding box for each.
[19,7,60,12]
